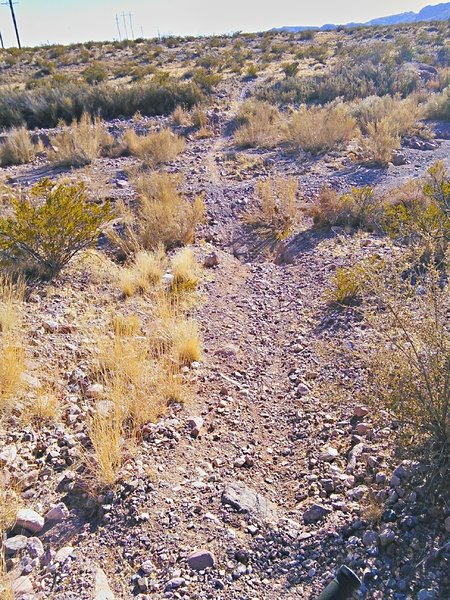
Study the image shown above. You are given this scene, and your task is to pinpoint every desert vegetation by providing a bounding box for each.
[0,16,449,600]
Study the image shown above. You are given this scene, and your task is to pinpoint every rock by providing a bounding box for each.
[222,482,278,524]
[354,406,369,417]
[303,504,332,524]
[187,416,204,438]
[162,273,175,287]
[346,485,368,501]
[378,529,395,548]
[319,446,338,462]
[4,535,28,556]
[347,442,364,472]
[0,444,17,465]
[203,252,219,268]
[16,508,45,534]
[11,576,33,596]
[391,151,407,166]
[94,566,115,599]
[115,179,128,189]
[362,531,379,546]
[417,589,436,600]
[140,560,155,575]
[390,475,401,488]
[54,546,74,562]
[43,319,59,333]
[445,516,450,533]
[165,577,185,591]
[355,422,371,435]
[296,383,310,396]
[27,537,44,558]
[85,383,104,398]
[21,372,41,389]
[187,549,216,571]
[45,502,69,523]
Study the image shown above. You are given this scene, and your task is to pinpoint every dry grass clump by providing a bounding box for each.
[88,405,124,487]
[118,246,168,297]
[288,103,357,154]
[112,172,205,256]
[171,247,199,291]
[307,186,381,231]
[234,100,284,148]
[123,128,185,167]
[0,127,37,166]
[422,87,450,121]
[111,313,142,336]
[171,318,202,365]
[23,389,60,425]
[48,113,113,167]
[0,274,24,333]
[242,176,299,239]
[170,105,192,126]
[0,476,20,533]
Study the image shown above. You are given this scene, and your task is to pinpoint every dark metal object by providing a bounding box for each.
[317,565,361,600]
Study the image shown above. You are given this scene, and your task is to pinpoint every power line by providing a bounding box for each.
[115,13,122,41]
[121,11,128,39]
[2,0,21,48]
[128,12,134,40]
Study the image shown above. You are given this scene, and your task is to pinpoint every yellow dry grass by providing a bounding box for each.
[171,247,199,291]
[123,127,185,167]
[0,126,36,166]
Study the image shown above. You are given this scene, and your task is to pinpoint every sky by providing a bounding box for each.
[0,0,433,48]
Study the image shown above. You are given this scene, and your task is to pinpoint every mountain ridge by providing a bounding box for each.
[272,2,450,32]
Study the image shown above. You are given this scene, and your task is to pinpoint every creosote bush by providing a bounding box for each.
[0,127,37,166]
[0,178,113,280]
[288,103,357,154]
[243,176,299,239]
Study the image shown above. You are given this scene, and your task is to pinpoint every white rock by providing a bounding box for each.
[86,383,104,398]
[16,508,45,534]
[319,446,339,462]
[0,444,17,465]
[54,546,74,562]
[94,566,115,599]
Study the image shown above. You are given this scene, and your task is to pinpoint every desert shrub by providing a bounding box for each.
[48,113,112,166]
[423,86,450,121]
[327,262,370,306]
[243,176,299,239]
[353,94,419,136]
[170,105,191,126]
[112,172,205,255]
[298,30,315,41]
[361,117,401,166]
[118,246,168,297]
[308,186,381,230]
[244,63,259,79]
[288,103,357,154]
[234,100,284,148]
[282,61,299,78]
[82,62,108,84]
[0,80,204,130]
[191,68,221,92]
[0,127,37,166]
[123,128,185,167]
[171,247,199,291]
[0,178,113,280]
[360,260,449,467]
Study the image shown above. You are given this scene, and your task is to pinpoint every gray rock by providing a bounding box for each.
[165,577,185,591]
[445,516,450,533]
[16,508,45,534]
[27,537,44,558]
[362,531,379,546]
[417,589,436,600]
[303,504,332,524]
[319,446,338,462]
[4,535,28,556]
[187,549,216,571]
[203,252,219,268]
[140,560,155,575]
[222,482,278,524]
[45,502,69,523]
[0,444,17,465]
[379,528,395,547]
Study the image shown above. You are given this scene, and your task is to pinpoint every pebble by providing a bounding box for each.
[319,446,339,462]
[45,502,69,522]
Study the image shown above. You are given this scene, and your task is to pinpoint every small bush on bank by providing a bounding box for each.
[288,103,357,154]
[123,128,185,167]
[234,100,283,148]
[423,86,450,121]
[308,186,381,230]
[0,178,113,280]
[0,127,37,166]
[243,176,299,239]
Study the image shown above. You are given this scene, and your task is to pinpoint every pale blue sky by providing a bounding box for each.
[1,1,432,47]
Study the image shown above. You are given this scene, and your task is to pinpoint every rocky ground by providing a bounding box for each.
[1,78,449,600]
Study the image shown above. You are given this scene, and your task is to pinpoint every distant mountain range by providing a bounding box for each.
[272,2,450,33]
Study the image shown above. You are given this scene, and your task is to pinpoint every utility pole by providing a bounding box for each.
[121,12,128,39]
[0,30,4,49]
[115,14,122,41]
[5,0,21,48]
[128,12,134,40]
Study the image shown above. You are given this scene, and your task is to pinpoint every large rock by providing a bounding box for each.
[4,535,28,556]
[16,508,45,534]
[45,502,69,523]
[222,482,278,524]
[303,503,332,524]
[187,549,216,571]
[11,576,33,596]
[94,566,115,600]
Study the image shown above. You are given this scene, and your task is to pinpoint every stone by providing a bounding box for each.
[165,577,185,591]
[94,566,115,599]
[85,383,104,398]
[319,446,338,462]
[16,508,45,534]
[346,485,368,501]
[391,151,407,166]
[203,252,219,268]
[4,535,28,556]
[0,444,17,465]
[445,516,450,533]
[222,482,278,524]
[11,576,33,596]
[187,549,216,571]
[379,528,395,547]
[45,502,69,523]
[43,319,59,333]
[187,416,204,438]
[27,537,44,558]
[141,560,155,575]
[355,422,371,435]
[354,406,369,417]
[303,504,332,524]
[296,383,310,396]
[54,546,74,562]
[362,531,379,546]
[21,372,41,389]
[417,589,436,600]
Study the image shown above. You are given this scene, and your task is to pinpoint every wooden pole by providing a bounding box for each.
[8,0,21,48]
[0,30,4,49]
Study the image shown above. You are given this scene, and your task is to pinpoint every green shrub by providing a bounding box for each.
[0,179,113,280]
[423,87,450,121]
[83,62,108,84]
[308,186,381,230]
